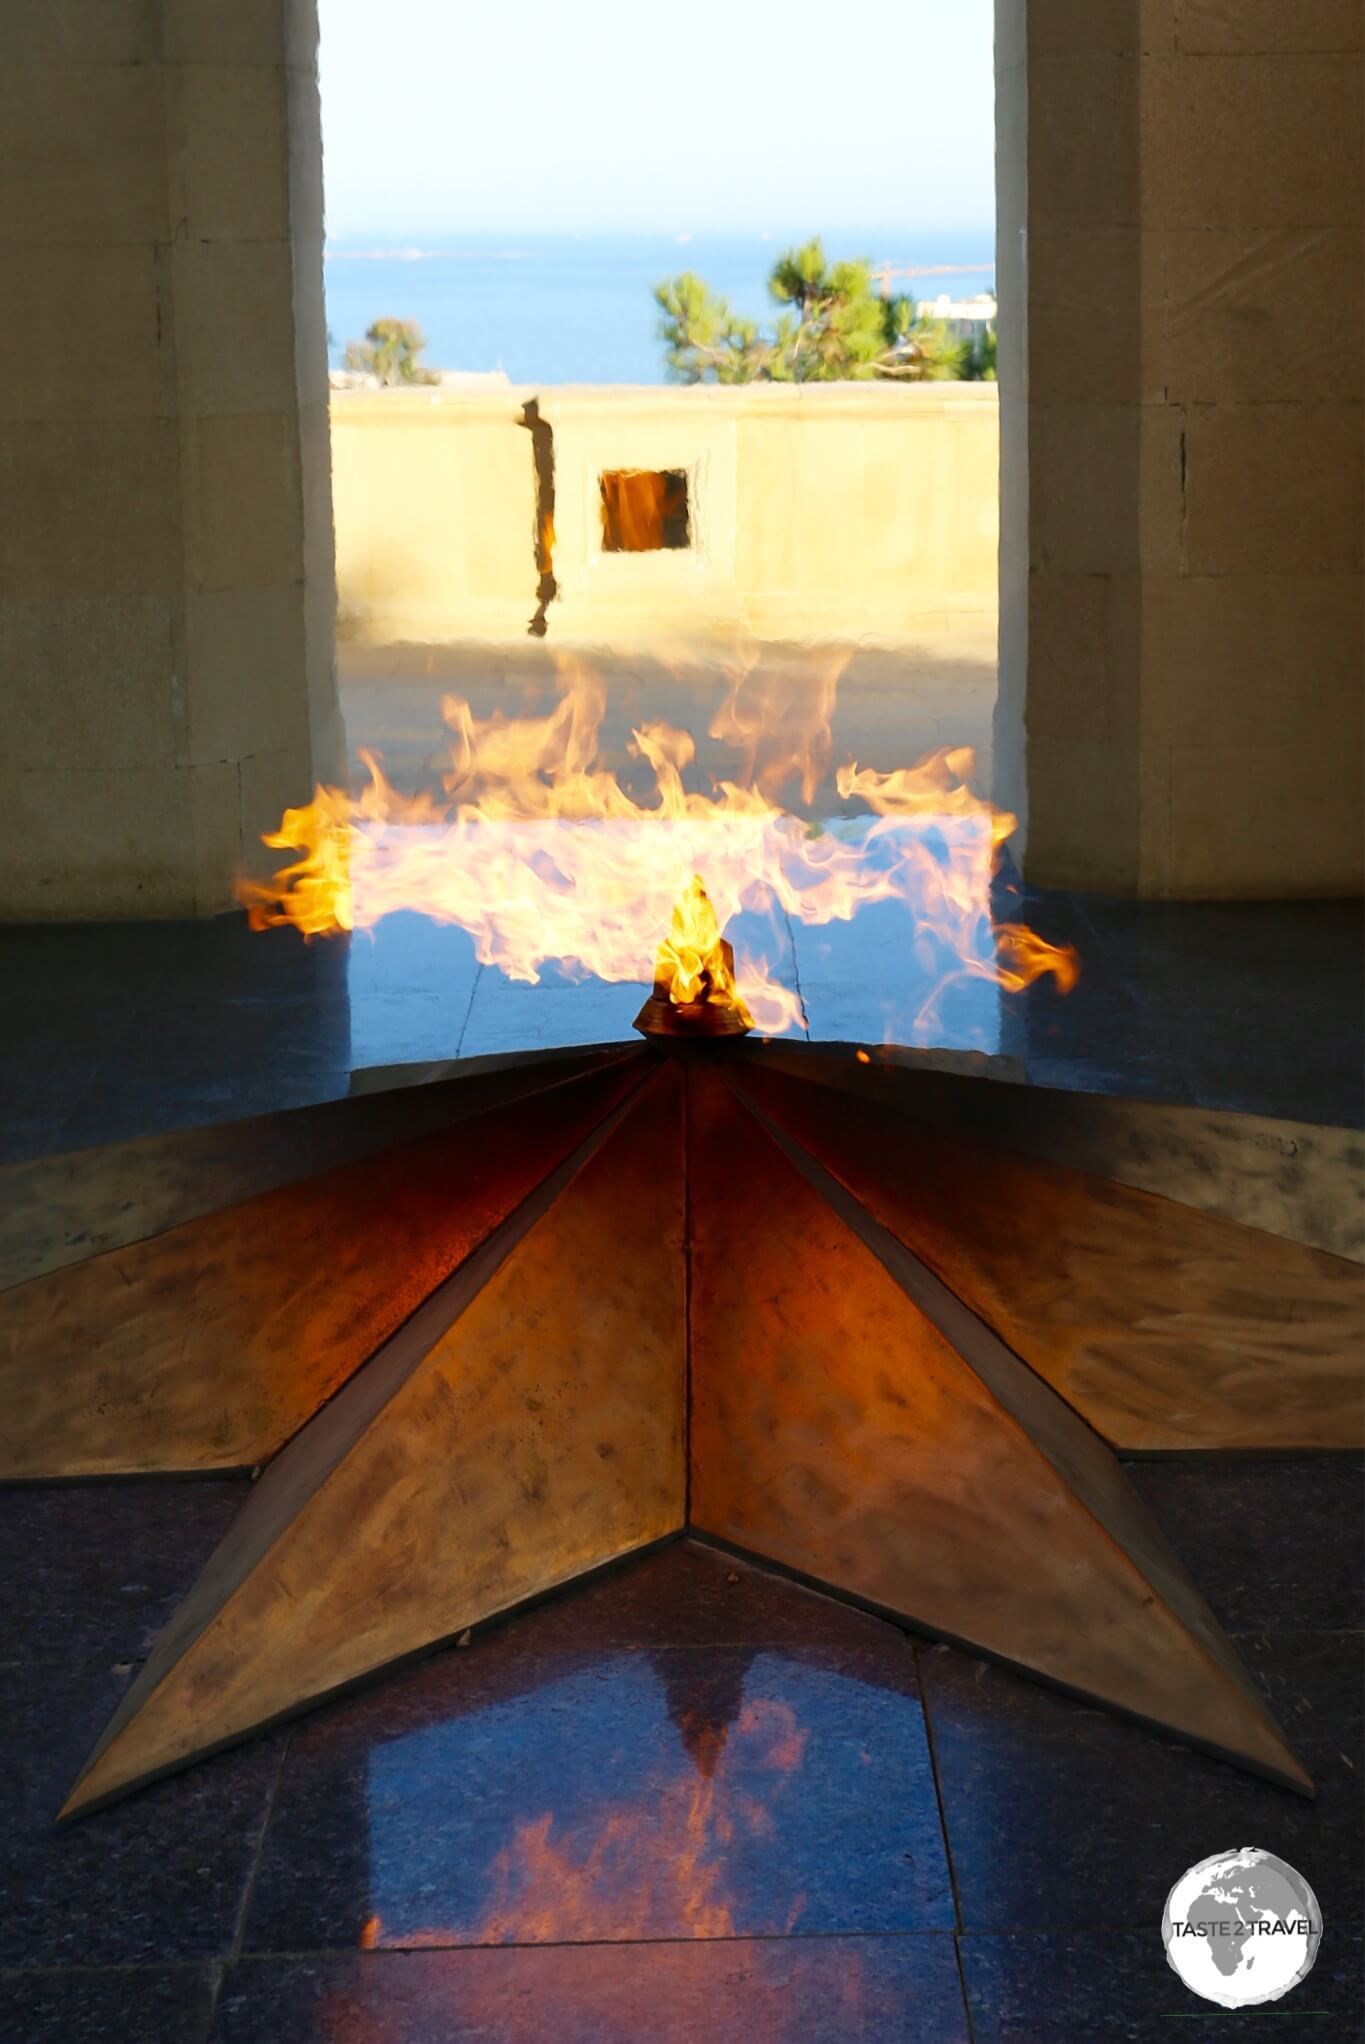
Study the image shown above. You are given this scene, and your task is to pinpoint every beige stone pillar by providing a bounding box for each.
[0,0,342,917]
[995,0,1363,896]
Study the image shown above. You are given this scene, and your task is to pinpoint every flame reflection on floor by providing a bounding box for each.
[239,655,1077,1039]
[350,1648,941,1954]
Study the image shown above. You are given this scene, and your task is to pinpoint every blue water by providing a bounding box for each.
[323,230,995,385]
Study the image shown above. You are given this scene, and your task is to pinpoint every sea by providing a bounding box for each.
[323,230,996,386]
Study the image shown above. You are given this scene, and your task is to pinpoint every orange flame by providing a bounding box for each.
[647,875,755,1029]
[239,652,1078,1038]
[359,1697,808,1952]
[537,510,555,572]
[601,469,687,552]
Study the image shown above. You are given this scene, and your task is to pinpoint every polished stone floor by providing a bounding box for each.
[337,637,1000,817]
[0,1466,1360,2044]
[2,877,1362,2039]
[1,881,1361,1168]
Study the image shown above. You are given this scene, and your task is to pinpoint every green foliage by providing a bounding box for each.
[655,239,968,384]
[653,274,768,383]
[343,317,440,387]
[959,323,998,381]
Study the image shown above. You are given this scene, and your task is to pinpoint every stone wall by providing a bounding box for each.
[4,0,1359,918]
[0,0,340,919]
[996,0,1364,897]
[329,382,1002,655]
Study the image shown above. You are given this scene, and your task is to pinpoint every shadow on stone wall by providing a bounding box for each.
[520,397,558,638]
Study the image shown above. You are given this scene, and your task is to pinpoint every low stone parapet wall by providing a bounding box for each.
[329,381,1000,653]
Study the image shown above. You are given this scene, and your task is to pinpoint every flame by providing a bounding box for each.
[649,875,755,1027]
[238,651,1078,1039]
[359,1696,807,1952]
[993,919,1082,995]
[708,653,839,808]
[250,782,353,940]
[469,1699,808,1946]
[601,469,687,552]
[537,510,555,572]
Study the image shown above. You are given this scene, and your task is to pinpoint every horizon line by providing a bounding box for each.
[324,240,998,263]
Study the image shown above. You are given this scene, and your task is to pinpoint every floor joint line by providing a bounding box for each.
[204,1727,290,2037]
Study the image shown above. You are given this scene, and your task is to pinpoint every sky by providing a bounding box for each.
[318,0,996,241]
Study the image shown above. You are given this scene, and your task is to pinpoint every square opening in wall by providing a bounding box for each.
[600,469,691,552]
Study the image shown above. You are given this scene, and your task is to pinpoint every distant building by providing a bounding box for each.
[917,292,997,338]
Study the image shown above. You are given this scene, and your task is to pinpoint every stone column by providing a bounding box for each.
[0,0,342,917]
[995,0,1363,896]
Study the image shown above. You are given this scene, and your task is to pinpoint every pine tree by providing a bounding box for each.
[655,240,965,384]
[653,275,769,383]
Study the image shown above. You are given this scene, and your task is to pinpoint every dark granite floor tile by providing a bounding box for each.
[0,1013,104,1126]
[350,990,474,1074]
[0,922,338,1153]
[991,875,1095,948]
[1070,897,1365,1127]
[0,919,182,1007]
[73,1047,353,1125]
[93,991,353,1107]
[56,1066,352,1156]
[1073,892,1359,980]
[1124,1458,1365,1635]
[116,989,351,1054]
[0,1659,283,1968]
[798,973,1004,1058]
[496,1540,908,1656]
[4,893,1361,1136]
[0,1111,71,1165]
[993,889,1365,1127]
[1135,994,1363,1118]
[998,965,1145,1056]
[349,991,473,1074]
[347,914,479,1069]
[800,895,1011,1054]
[1076,898,1364,1019]
[0,1963,215,2044]
[0,993,121,1065]
[995,945,1188,1101]
[458,969,647,1059]
[244,1629,951,1953]
[961,1927,1363,2043]
[1236,1633,1365,1749]
[1176,1044,1363,1128]
[4,1053,141,1163]
[1000,979,1148,1043]
[214,1936,969,2044]
[0,1479,249,1665]
[1021,1054,1193,1104]
[131,919,352,1029]
[993,880,1112,972]
[918,1642,1364,1934]
[787,822,1095,1057]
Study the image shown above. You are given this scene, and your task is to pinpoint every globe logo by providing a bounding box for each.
[1162,1848,1322,2008]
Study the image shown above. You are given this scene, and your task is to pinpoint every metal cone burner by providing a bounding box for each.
[632,975,753,1041]
[632,879,754,1040]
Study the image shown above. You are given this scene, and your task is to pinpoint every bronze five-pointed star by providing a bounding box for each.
[1,1042,1359,1815]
